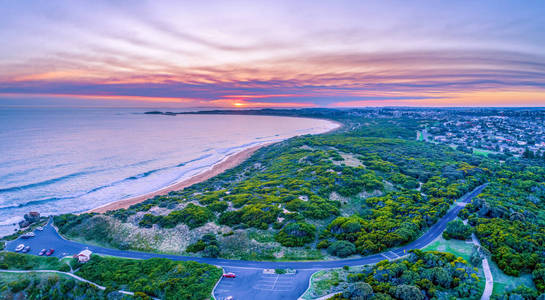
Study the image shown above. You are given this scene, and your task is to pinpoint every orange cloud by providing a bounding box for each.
[333,89,545,107]
[209,98,315,108]
[0,92,200,104]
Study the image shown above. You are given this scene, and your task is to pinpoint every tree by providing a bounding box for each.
[328,241,356,258]
[275,222,316,247]
[394,284,424,300]
[443,220,472,240]
[343,282,374,300]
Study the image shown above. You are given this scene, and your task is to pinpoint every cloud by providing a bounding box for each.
[1,1,545,107]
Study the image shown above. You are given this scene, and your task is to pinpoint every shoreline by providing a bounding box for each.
[87,143,268,213]
[88,119,341,214]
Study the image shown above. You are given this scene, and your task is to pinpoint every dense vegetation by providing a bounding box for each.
[0,252,69,271]
[0,273,125,300]
[75,255,222,299]
[326,250,482,300]
[0,252,222,299]
[459,159,545,285]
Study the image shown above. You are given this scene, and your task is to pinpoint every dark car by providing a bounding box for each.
[22,246,30,253]
[45,248,54,256]
[38,249,47,256]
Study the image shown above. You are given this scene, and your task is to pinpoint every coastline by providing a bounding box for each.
[87,143,268,213]
[88,119,342,214]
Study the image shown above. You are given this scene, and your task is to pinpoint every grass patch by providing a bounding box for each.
[472,148,495,157]
[248,229,276,243]
[423,236,474,262]
[489,259,535,297]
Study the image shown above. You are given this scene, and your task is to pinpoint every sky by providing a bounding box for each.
[1,0,545,108]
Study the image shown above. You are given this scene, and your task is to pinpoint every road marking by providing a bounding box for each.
[388,251,400,258]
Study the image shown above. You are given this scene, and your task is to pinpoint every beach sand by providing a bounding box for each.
[88,143,268,213]
[88,119,341,214]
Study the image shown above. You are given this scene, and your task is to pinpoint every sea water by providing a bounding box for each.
[0,107,337,235]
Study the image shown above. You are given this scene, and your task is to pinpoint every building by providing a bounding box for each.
[74,249,92,263]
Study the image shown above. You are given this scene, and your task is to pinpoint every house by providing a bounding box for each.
[74,249,92,263]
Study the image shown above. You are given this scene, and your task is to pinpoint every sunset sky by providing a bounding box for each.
[1,0,544,108]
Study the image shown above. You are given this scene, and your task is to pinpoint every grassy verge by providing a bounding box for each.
[489,259,534,297]
[0,252,69,271]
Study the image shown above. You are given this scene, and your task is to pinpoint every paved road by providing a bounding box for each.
[5,184,487,299]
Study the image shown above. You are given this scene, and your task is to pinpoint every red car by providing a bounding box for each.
[222,272,236,278]
[45,249,54,256]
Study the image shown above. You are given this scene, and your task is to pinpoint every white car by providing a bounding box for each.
[36,227,43,231]
[15,244,24,252]
[22,232,35,238]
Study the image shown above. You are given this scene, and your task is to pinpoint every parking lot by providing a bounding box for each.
[214,267,315,300]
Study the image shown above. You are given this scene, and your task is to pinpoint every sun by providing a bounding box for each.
[233,102,244,107]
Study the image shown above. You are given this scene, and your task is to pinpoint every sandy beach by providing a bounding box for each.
[88,119,341,214]
[88,143,268,213]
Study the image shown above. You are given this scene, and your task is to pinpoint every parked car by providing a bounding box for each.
[21,232,35,239]
[38,249,47,256]
[15,244,24,252]
[45,248,54,256]
[222,272,236,278]
[36,227,44,231]
[22,246,30,253]
[226,297,234,300]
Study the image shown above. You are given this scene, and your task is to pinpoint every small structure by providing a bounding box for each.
[74,249,92,263]
[25,212,40,223]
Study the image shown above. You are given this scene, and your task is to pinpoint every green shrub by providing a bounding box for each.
[275,222,316,247]
[317,240,331,249]
[443,220,472,240]
[327,241,356,257]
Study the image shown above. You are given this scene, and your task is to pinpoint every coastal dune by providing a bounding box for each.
[88,143,267,213]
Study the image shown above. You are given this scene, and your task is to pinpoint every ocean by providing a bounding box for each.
[0,107,337,236]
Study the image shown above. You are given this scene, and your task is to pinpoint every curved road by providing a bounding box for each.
[5,184,487,299]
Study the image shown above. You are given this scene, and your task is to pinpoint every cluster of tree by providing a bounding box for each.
[186,233,220,257]
[0,273,119,300]
[442,219,473,240]
[458,159,545,292]
[0,252,69,271]
[321,190,453,256]
[275,222,316,247]
[332,250,482,300]
[76,255,221,299]
[492,285,544,300]
[138,203,213,229]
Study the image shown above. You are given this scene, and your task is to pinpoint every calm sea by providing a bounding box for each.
[0,107,337,235]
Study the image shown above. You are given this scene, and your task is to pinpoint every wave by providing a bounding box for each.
[0,157,163,194]
[0,152,217,211]
[0,215,23,226]
[0,170,94,193]
[0,195,75,211]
